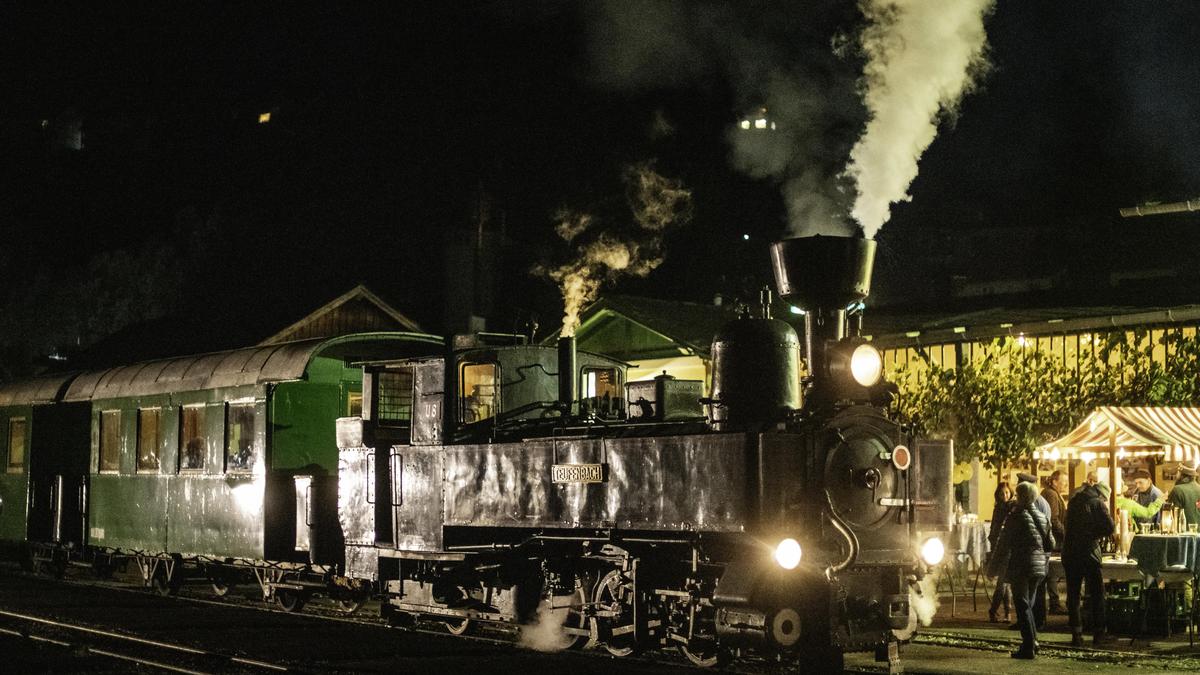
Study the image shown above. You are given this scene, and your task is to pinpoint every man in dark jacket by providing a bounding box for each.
[1041,470,1068,612]
[993,481,1055,659]
[1063,482,1116,647]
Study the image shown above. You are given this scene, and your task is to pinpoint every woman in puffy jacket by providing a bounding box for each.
[992,481,1056,659]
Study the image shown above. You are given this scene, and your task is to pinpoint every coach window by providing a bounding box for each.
[137,408,161,473]
[6,417,26,473]
[179,405,206,471]
[99,410,121,473]
[460,362,498,423]
[347,390,363,417]
[225,403,257,473]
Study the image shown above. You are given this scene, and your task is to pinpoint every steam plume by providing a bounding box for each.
[518,600,573,652]
[539,164,692,337]
[847,0,994,238]
[910,573,939,626]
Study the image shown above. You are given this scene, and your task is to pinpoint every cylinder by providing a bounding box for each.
[558,336,576,414]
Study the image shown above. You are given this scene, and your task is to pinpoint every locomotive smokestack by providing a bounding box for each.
[770,236,876,388]
[558,336,576,415]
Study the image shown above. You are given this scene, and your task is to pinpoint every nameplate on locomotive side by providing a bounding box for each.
[551,463,607,484]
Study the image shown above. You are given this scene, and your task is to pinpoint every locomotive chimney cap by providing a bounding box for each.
[769,235,876,309]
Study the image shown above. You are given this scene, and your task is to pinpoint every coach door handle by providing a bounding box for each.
[365,452,375,504]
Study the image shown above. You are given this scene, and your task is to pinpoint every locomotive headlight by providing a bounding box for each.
[849,344,883,387]
[774,538,802,570]
[920,536,946,566]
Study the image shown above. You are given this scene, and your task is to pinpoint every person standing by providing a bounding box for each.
[1017,471,1052,629]
[1125,468,1164,529]
[1167,464,1200,529]
[1063,481,1116,647]
[992,481,1055,659]
[1040,470,1068,613]
[987,480,1015,622]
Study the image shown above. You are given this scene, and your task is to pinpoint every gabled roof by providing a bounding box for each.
[572,294,804,360]
[259,285,422,345]
[1040,407,1200,451]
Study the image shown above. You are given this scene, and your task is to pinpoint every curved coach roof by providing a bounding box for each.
[62,332,443,402]
[0,373,78,408]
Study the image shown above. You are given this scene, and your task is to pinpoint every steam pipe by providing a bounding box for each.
[1119,199,1200,218]
[823,489,860,579]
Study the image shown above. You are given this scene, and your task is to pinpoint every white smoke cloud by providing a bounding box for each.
[537,164,692,337]
[910,573,939,627]
[518,600,573,652]
[847,0,995,238]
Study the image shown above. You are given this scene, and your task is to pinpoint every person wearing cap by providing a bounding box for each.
[1124,468,1164,528]
[1167,464,1200,529]
[1063,480,1116,647]
[992,481,1056,659]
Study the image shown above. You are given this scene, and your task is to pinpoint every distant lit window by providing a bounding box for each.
[460,363,498,423]
[137,409,160,473]
[180,406,206,471]
[99,411,121,473]
[258,112,271,124]
[225,403,257,473]
[7,418,26,472]
[347,391,363,417]
[378,369,414,424]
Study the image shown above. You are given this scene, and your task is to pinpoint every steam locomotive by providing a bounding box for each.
[335,235,953,670]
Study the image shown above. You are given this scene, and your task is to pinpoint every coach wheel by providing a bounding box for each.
[593,569,640,657]
[38,558,66,579]
[152,567,179,596]
[276,588,308,613]
[212,582,232,597]
[92,560,114,580]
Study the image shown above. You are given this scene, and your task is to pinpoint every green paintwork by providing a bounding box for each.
[84,333,439,561]
[0,405,31,545]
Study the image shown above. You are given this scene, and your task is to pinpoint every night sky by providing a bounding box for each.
[4,1,1200,369]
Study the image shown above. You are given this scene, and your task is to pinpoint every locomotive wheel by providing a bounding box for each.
[275,588,308,613]
[335,597,367,615]
[592,569,639,657]
[443,617,474,635]
[678,642,730,669]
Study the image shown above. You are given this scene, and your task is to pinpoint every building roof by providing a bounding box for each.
[570,294,805,361]
[65,285,424,371]
[865,304,1200,349]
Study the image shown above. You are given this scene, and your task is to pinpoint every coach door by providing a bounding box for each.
[27,403,91,545]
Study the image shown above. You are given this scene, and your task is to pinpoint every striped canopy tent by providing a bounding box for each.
[1039,406,1200,514]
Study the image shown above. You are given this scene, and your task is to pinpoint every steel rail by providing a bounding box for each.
[0,607,289,672]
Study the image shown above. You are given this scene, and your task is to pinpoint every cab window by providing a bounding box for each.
[137,408,160,473]
[6,417,26,473]
[377,368,414,424]
[581,367,622,417]
[99,410,121,473]
[225,403,256,473]
[460,362,498,423]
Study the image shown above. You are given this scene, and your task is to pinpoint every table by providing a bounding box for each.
[954,520,990,568]
[1127,533,1200,578]
[1047,556,1143,582]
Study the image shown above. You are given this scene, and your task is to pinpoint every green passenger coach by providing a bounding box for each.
[6,331,441,604]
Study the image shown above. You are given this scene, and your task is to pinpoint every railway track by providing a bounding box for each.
[0,607,290,674]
